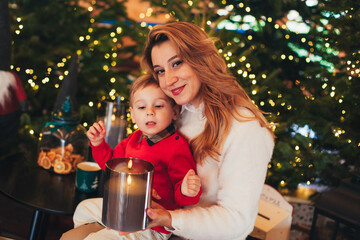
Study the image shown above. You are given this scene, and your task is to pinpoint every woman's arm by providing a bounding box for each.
[155,120,274,240]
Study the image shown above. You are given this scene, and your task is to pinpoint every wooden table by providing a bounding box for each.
[0,151,100,240]
[309,178,360,240]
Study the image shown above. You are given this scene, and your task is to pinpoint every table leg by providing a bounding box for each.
[29,210,49,240]
[309,208,318,240]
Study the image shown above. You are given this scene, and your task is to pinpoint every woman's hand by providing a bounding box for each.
[146,201,173,230]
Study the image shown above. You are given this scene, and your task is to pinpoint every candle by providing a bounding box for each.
[102,158,154,232]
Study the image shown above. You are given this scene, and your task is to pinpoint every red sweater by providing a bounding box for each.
[91,129,201,234]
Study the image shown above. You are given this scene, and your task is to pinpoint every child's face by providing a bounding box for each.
[130,85,179,137]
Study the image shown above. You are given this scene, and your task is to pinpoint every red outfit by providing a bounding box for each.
[91,129,201,234]
[0,72,27,115]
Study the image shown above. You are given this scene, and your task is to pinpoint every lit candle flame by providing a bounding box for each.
[128,160,133,170]
[127,175,131,185]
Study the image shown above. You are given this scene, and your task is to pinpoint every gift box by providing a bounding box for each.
[250,185,293,240]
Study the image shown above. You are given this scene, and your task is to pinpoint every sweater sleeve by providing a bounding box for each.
[169,120,274,240]
[90,137,127,170]
[167,135,202,206]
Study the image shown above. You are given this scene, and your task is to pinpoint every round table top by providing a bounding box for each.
[0,151,100,216]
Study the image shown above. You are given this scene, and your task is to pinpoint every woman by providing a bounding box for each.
[62,21,274,240]
[142,22,275,240]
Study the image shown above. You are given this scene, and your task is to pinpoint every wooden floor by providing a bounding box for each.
[0,193,73,240]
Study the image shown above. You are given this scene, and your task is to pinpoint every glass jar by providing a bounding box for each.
[38,97,88,174]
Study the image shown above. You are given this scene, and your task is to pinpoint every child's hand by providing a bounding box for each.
[87,121,106,147]
[181,169,201,197]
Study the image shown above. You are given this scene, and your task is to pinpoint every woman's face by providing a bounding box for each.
[151,40,202,107]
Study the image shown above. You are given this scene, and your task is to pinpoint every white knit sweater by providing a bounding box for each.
[170,103,275,240]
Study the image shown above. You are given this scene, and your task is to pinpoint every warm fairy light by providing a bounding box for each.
[280,180,285,186]
[109,89,116,96]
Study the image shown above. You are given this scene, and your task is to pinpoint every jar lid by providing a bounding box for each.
[51,96,80,124]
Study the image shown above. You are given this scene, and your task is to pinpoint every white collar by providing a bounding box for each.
[180,102,205,117]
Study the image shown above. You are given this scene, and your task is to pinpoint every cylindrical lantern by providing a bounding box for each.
[96,96,128,149]
[102,157,154,232]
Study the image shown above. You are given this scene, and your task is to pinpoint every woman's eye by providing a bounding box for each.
[173,60,183,67]
[155,69,164,75]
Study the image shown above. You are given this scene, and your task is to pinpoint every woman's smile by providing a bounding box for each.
[171,85,185,96]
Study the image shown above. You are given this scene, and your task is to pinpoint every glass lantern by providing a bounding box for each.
[96,96,128,149]
[38,97,88,174]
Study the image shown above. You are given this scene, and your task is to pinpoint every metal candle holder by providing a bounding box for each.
[102,157,154,232]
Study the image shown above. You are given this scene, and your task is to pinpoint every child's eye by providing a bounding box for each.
[155,105,164,108]
[137,106,145,110]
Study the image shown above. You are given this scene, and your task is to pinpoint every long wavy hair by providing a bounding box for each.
[142,22,274,164]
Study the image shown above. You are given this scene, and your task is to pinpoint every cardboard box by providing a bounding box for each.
[250,185,293,240]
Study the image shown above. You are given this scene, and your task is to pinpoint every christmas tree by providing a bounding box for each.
[9,0,146,129]
[7,0,360,190]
